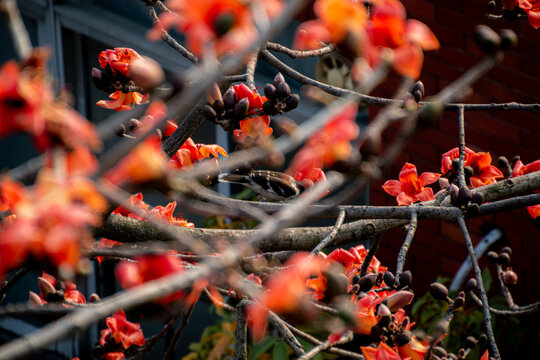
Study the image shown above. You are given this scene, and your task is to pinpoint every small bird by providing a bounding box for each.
[218,170,307,201]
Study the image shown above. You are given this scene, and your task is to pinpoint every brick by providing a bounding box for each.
[425,23,465,49]
[402,0,435,20]
[405,137,441,163]
[520,131,540,157]
[493,66,540,97]
[441,256,462,276]
[464,124,492,150]
[437,46,477,69]
[415,128,458,152]
[436,7,479,36]
[522,57,540,79]
[423,56,464,82]
[466,113,520,143]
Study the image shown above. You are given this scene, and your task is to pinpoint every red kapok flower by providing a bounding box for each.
[518,0,540,29]
[287,103,358,184]
[383,162,440,205]
[361,342,401,360]
[148,0,283,57]
[442,147,503,188]
[293,0,367,50]
[248,253,326,340]
[39,272,86,305]
[99,309,145,355]
[364,0,439,79]
[99,48,142,77]
[97,90,149,111]
[233,115,273,140]
[171,137,228,169]
[115,253,185,304]
[104,135,168,185]
[512,159,540,218]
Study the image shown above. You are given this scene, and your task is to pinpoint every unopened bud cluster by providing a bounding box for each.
[448,183,483,214]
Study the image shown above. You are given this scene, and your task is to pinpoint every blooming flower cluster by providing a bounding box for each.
[0,50,100,151]
[441,147,503,188]
[0,169,106,278]
[287,102,359,186]
[97,310,145,360]
[148,0,283,57]
[94,48,149,111]
[294,0,439,79]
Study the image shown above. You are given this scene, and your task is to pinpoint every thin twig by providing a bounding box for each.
[245,51,258,90]
[396,212,418,277]
[495,263,516,310]
[457,105,466,188]
[457,216,500,360]
[147,5,199,64]
[163,303,195,360]
[284,322,364,359]
[265,42,336,58]
[267,312,305,356]
[235,299,249,360]
[0,0,32,60]
[0,268,30,303]
[311,209,346,254]
[360,233,382,276]
[297,330,354,360]
[468,291,540,316]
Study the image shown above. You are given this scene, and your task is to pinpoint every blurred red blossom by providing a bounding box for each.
[148,0,283,57]
[99,309,145,360]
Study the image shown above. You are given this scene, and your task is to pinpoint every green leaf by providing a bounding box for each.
[272,341,290,360]
[481,268,492,292]
[250,335,277,360]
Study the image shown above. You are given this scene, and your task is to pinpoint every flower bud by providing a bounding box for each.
[500,246,512,256]
[432,346,448,358]
[512,155,521,167]
[276,82,291,101]
[283,94,299,111]
[499,29,518,50]
[458,185,473,204]
[29,291,43,306]
[203,105,218,122]
[89,293,101,303]
[412,89,423,103]
[129,118,142,132]
[449,183,460,206]
[430,282,449,301]
[38,277,56,299]
[395,331,412,346]
[486,251,499,263]
[464,166,474,179]
[383,271,395,287]
[467,203,479,216]
[466,336,478,348]
[451,158,460,171]
[323,271,349,300]
[212,99,225,115]
[497,252,511,264]
[358,274,375,292]
[223,88,236,110]
[206,83,223,105]
[474,25,501,55]
[398,271,412,288]
[130,56,165,91]
[92,68,109,91]
[472,192,484,205]
[502,268,518,285]
[465,278,477,292]
[264,83,277,103]
[386,290,414,312]
[273,72,285,87]
[412,80,425,97]
[233,98,249,120]
[487,1,496,10]
[453,295,465,308]
[262,100,278,115]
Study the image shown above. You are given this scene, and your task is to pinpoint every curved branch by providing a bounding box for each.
[468,291,540,316]
[265,42,336,58]
[311,209,346,254]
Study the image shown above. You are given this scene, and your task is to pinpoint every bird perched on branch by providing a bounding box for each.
[218,170,307,201]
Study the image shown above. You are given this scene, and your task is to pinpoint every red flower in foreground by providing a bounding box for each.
[293,0,367,50]
[383,163,440,205]
[248,253,326,340]
[364,0,439,79]
[287,102,358,186]
[104,136,168,185]
[99,309,145,360]
[97,91,149,111]
[441,147,503,188]
[148,0,283,57]
[115,253,186,304]
[0,170,106,278]
[505,0,540,28]
[171,137,228,168]
[361,342,401,360]
[512,159,540,218]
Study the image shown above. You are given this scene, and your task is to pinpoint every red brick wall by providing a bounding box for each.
[369,0,540,303]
